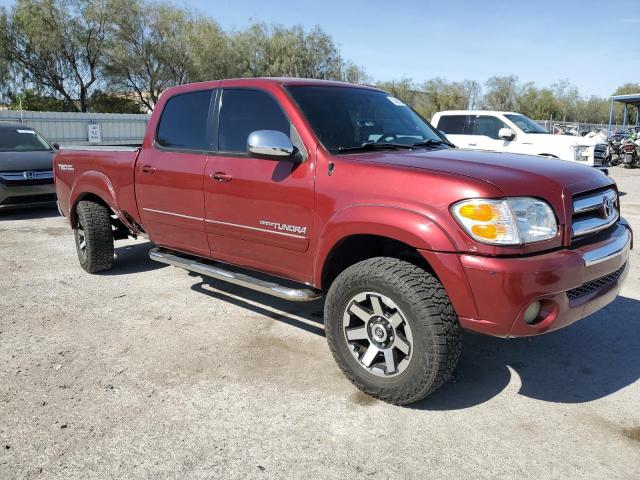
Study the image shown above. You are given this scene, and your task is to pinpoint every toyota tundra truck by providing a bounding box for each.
[54,78,632,405]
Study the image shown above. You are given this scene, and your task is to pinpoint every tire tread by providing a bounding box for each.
[325,257,461,405]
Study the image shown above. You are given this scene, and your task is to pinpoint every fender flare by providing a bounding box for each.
[313,204,457,287]
[68,171,118,226]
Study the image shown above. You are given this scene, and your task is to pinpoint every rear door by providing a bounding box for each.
[135,89,215,257]
[203,87,315,282]
[435,114,472,148]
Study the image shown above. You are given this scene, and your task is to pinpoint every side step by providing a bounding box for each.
[149,247,322,302]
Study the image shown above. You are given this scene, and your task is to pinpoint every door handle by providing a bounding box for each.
[468,143,477,147]
[140,164,156,174]
[211,172,232,182]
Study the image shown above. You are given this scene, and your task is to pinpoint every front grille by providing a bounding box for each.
[593,144,607,166]
[0,170,54,186]
[571,188,618,238]
[0,193,57,206]
[567,263,626,303]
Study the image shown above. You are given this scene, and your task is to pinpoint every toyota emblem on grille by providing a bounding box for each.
[601,196,614,218]
[23,171,36,179]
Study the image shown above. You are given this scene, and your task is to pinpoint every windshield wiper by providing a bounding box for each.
[337,142,416,152]
[411,139,454,148]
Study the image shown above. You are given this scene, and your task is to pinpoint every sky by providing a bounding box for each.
[1,0,638,97]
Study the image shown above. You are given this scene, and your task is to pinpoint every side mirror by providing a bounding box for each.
[247,130,297,160]
[53,143,60,150]
[498,128,515,141]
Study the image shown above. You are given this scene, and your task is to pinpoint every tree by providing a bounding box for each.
[483,75,519,111]
[184,16,231,83]
[104,0,197,111]
[88,89,142,113]
[0,9,10,98]
[228,23,361,82]
[8,89,68,111]
[1,0,109,112]
[376,78,418,106]
[418,77,481,118]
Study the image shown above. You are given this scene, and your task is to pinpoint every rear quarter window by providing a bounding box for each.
[156,90,213,150]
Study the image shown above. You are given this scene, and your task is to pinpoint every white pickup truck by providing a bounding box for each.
[431,110,608,173]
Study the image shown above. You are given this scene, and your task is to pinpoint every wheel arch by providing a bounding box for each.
[69,171,117,226]
[314,205,456,289]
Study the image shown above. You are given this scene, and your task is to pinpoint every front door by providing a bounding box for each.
[135,89,214,257]
[468,115,516,153]
[203,88,315,282]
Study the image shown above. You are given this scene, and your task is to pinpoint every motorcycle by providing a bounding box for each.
[620,134,639,168]
[608,135,623,166]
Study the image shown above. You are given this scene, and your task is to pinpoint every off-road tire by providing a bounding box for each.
[74,200,114,273]
[325,257,461,405]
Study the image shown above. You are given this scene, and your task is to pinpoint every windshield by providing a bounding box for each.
[504,114,548,134]
[287,86,446,153]
[0,127,52,152]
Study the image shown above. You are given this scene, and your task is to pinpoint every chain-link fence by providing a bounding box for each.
[535,120,635,136]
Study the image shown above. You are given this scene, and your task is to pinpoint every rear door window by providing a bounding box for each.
[156,90,214,150]
[218,89,290,153]
[436,115,468,135]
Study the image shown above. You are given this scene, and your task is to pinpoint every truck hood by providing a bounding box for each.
[524,133,601,147]
[342,148,614,219]
[0,150,56,171]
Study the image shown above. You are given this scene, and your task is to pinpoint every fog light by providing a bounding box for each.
[523,301,542,325]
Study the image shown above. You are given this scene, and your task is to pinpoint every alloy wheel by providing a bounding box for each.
[342,291,413,377]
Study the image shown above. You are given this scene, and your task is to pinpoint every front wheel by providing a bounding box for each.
[324,257,461,405]
[74,200,114,273]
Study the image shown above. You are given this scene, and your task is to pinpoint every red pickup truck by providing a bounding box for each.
[55,78,632,404]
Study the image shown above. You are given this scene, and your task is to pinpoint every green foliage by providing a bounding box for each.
[1,0,109,112]
[88,90,143,113]
[8,89,69,111]
[0,0,637,121]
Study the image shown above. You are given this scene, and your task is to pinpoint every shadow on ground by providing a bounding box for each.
[111,246,640,409]
[0,205,59,220]
[193,275,640,409]
[102,242,167,275]
[417,295,640,410]
[191,277,325,337]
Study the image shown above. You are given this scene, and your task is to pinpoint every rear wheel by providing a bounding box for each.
[324,257,461,405]
[74,200,114,273]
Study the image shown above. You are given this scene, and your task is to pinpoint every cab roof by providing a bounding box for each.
[163,77,382,97]
[435,110,522,116]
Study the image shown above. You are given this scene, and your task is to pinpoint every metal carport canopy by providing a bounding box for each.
[608,93,640,134]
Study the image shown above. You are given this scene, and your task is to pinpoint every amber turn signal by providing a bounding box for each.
[458,203,495,222]
[470,224,506,240]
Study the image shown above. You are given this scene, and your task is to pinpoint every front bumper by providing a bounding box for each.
[0,182,57,209]
[428,220,632,337]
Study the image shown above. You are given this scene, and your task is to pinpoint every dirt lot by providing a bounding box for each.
[1,168,639,479]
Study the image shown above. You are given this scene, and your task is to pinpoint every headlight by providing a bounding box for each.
[451,197,558,245]
[571,145,590,161]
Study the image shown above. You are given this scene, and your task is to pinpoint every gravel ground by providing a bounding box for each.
[1,168,639,479]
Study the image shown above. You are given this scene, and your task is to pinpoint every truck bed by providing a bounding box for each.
[54,146,142,227]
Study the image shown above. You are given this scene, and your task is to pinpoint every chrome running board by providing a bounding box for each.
[149,247,322,302]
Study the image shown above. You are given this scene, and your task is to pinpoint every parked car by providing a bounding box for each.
[54,78,632,405]
[0,122,58,210]
[432,110,609,174]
